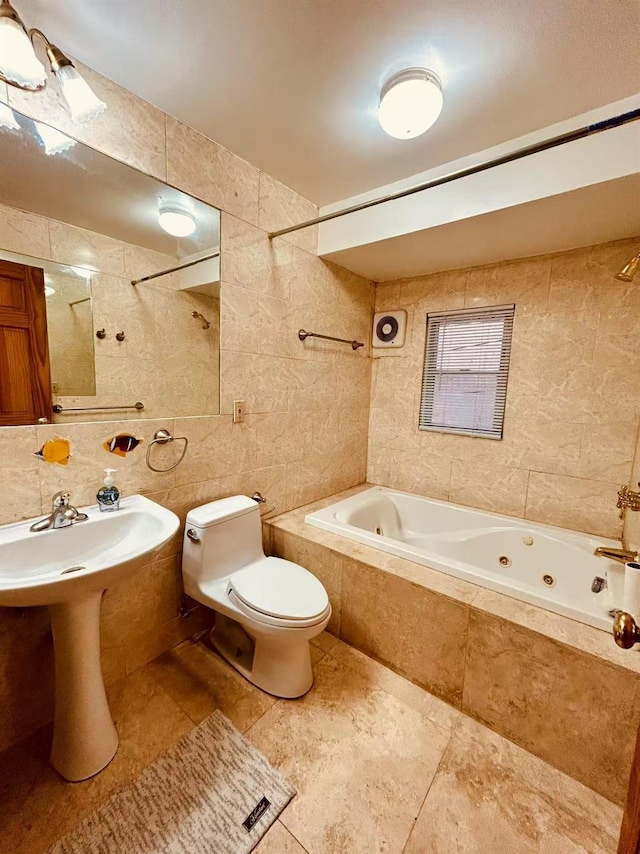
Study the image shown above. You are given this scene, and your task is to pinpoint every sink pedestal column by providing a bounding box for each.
[48,591,118,781]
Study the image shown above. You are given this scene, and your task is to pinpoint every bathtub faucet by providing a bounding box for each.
[617,483,640,515]
[594,546,640,565]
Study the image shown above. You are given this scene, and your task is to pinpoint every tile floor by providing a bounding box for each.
[0,632,623,854]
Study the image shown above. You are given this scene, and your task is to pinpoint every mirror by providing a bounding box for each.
[0,104,221,425]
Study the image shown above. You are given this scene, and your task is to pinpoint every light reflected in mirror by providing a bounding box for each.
[0,104,221,425]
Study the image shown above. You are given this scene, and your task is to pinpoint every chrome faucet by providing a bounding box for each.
[30,491,88,533]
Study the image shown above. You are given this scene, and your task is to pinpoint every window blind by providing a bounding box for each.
[419,304,515,440]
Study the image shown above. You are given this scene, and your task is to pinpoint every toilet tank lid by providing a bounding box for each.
[186,495,256,528]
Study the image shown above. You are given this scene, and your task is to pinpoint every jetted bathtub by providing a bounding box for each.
[306,486,623,631]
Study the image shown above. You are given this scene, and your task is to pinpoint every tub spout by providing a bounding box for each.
[594,546,640,564]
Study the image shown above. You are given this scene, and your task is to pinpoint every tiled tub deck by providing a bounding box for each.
[265,485,640,807]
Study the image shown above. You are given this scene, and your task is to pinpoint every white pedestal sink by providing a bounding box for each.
[0,495,179,781]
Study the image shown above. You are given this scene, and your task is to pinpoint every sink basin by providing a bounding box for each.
[0,495,179,782]
[0,494,179,606]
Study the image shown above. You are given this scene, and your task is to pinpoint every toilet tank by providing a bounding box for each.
[182,496,265,586]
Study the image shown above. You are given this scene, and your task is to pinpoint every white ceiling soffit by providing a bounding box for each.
[16,0,640,206]
[321,176,640,282]
[317,98,640,280]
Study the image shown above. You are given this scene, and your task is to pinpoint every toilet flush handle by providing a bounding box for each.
[186,528,200,543]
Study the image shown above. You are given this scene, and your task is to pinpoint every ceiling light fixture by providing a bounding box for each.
[70,265,96,278]
[158,202,197,237]
[0,0,105,123]
[378,68,443,140]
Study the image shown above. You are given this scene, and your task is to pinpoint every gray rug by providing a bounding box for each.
[48,711,296,854]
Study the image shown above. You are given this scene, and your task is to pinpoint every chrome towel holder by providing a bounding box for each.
[298,328,364,350]
[53,401,144,414]
[146,429,189,472]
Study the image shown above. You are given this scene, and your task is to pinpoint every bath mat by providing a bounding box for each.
[47,710,295,854]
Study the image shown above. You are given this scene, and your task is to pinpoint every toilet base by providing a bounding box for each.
[210,613,325,699]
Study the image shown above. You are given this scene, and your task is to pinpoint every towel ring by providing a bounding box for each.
[146,429,189,472]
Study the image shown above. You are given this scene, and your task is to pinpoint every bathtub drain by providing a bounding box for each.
[375,527,382,535]
[542,574,556,587]
[498,555,511,567]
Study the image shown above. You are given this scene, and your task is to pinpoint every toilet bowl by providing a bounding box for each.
[181,495,331,698]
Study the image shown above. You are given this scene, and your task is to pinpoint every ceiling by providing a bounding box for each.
[321,175,640,281]
[19,0,640,206]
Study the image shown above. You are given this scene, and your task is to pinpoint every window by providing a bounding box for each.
[419,304,515,440]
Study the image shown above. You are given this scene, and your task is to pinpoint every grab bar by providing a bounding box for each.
[298,328,364,350]
[53,402,144,413]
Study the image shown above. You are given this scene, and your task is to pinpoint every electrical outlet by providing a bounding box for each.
[233,400,245,423]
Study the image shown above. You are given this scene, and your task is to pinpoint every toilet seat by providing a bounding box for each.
[226,557,330,628]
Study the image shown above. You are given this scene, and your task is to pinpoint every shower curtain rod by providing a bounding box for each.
[131,250,220,286]
[268,109,640,239]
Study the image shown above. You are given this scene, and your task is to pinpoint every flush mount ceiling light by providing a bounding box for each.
[0,0,105,123]
[70,265,95,278]
[158,202,197,237]
[378,68,443,140]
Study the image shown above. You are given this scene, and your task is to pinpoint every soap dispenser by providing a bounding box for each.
[97,468,120,512]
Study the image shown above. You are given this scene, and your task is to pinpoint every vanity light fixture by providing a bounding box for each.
[158,201,197,237]
[0,98,18,129]
[34,120,76,156]
[378,68,443,139]
[0,0,105,123]
[0,0,45,89]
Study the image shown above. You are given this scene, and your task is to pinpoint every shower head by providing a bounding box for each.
[615,251,640,282]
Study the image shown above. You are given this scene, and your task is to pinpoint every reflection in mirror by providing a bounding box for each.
[0,250,96,396]
[0,104,221,425]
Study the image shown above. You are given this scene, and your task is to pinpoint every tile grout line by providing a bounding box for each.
[276,819,312,854]
[457,604,474,722]
[400,728,456,854]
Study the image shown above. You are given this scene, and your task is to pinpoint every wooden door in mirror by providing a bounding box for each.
[0,259,53,426]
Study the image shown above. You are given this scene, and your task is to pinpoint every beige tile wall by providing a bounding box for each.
[0,202,220,420]
[368,238,640,539]
[45,271,95,396]
[0,66,374,749]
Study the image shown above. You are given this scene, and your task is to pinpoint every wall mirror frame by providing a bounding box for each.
[0,102,221,426]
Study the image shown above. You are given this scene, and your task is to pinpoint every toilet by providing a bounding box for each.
[181,495,331,698]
